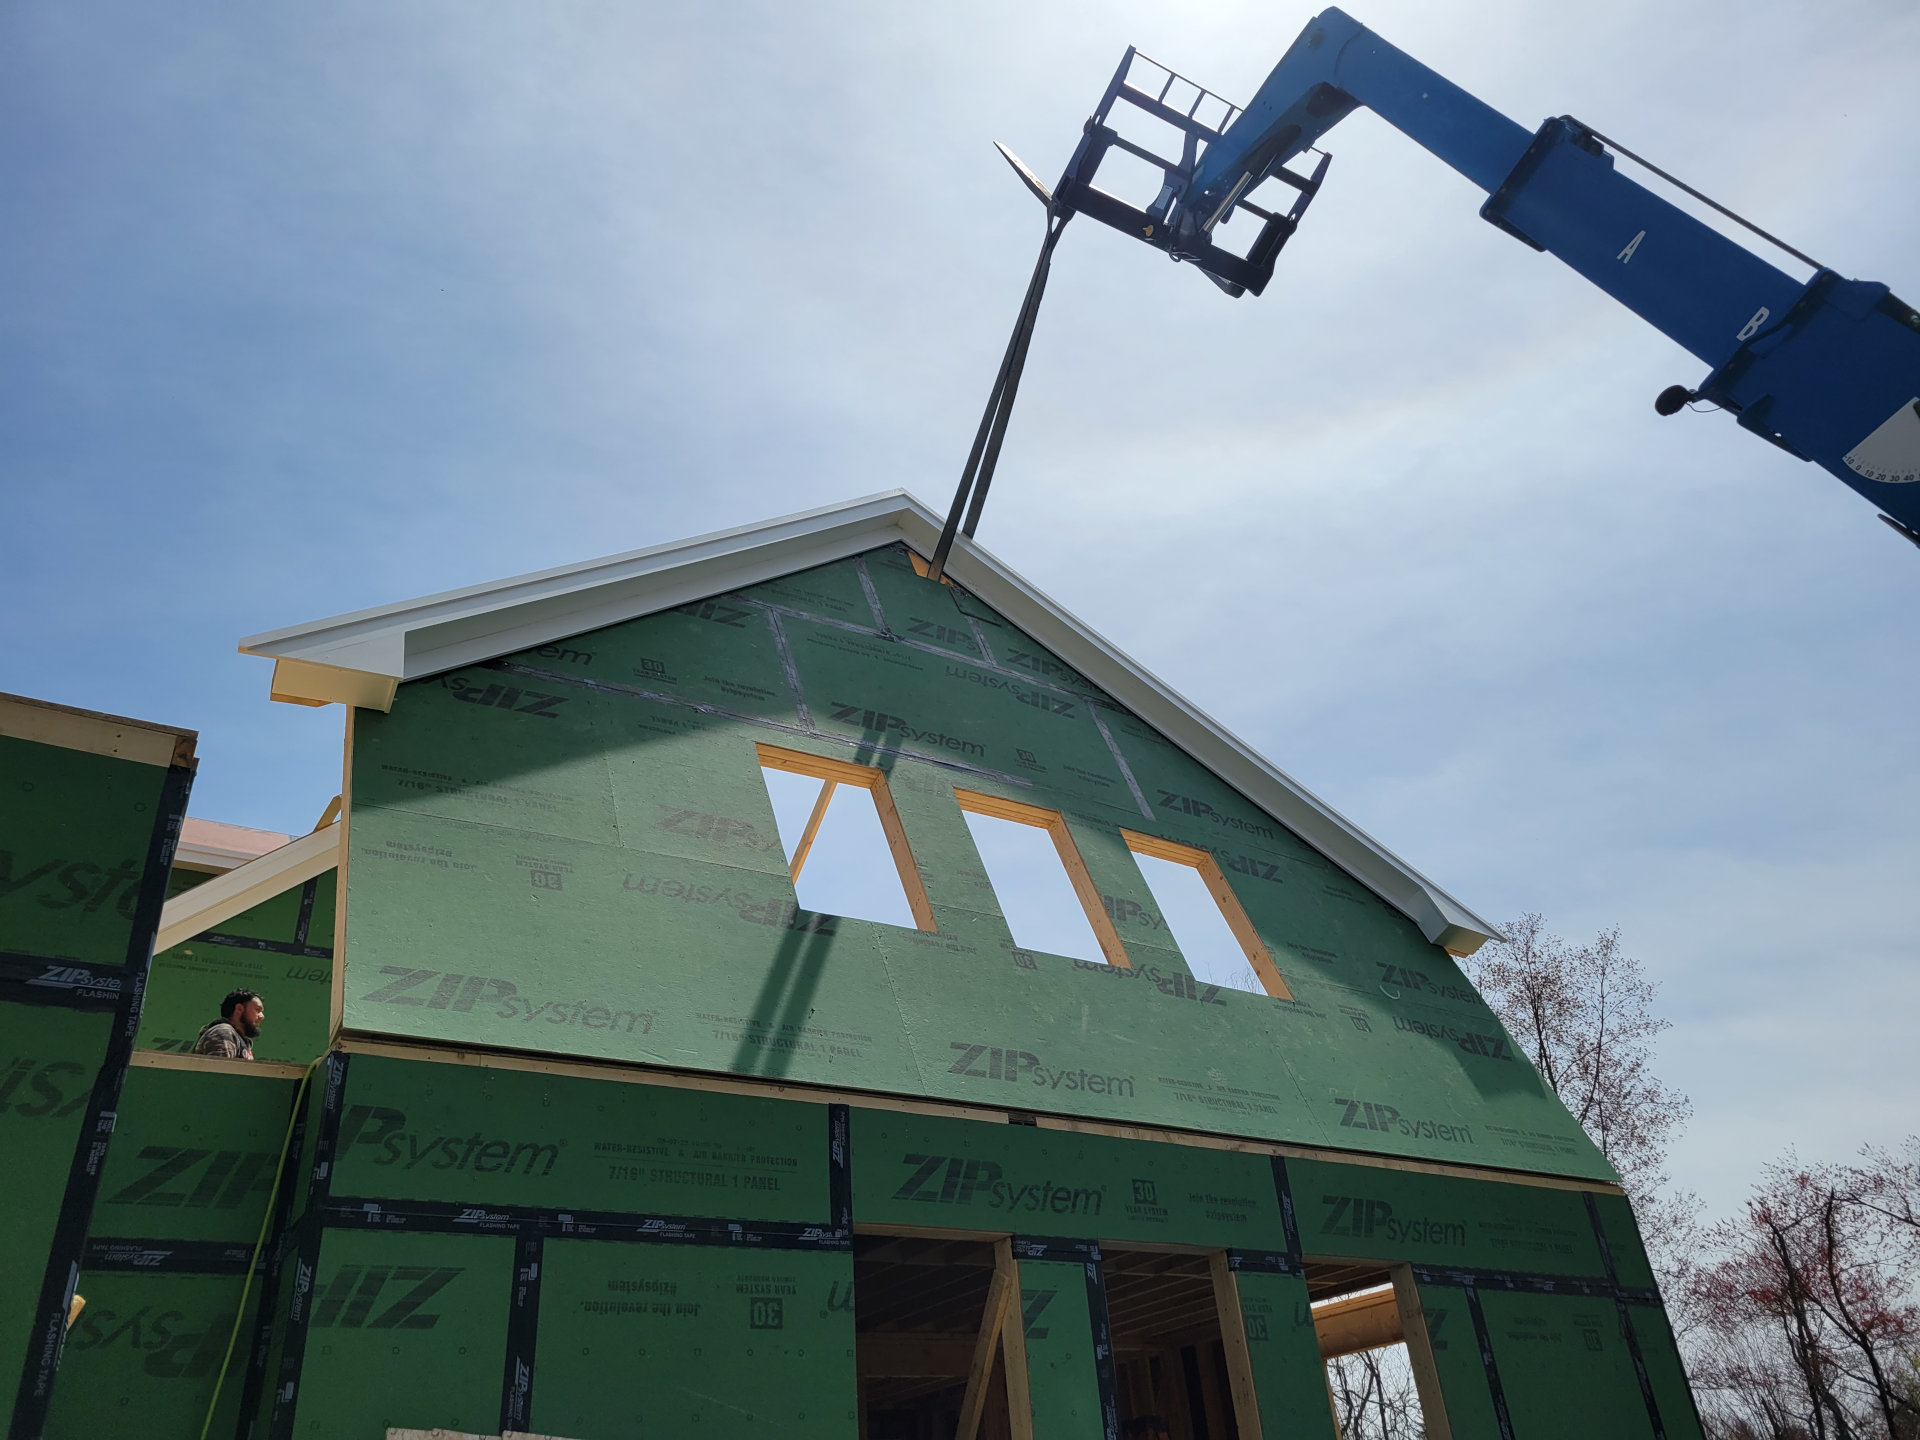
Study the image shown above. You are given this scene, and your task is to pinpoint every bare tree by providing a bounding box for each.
[1461,914,1701,1288]
[1327,1344,1425,1440]
[1687,1150,1920,1439]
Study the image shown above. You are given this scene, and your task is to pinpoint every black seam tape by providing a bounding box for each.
[81,1237,260,1274]
[236,1083,312,1440]
[292,878,318,948]
[192,932,333,960]
[1269,1155,1301,1261]
[827,1103,852,1237]
[1083,1253,1121,1440]
[10,760,192,1439]
[1463,1284,1516,1440]
[319,1199,852,1252]
[268,1052,350,1440]
[500,1232,543,1434]
[1584,1192,1667,1439]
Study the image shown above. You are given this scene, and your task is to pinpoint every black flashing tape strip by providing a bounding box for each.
[319,1198,853,1252]
[1083,1252,1121,1440]
[268,1052,351,1440]
[11,759,193,1440]
[1009,1236,1102,1264]
[236,1086,313,1440]
[827,1103,852,1237]
[292,878,318,949]
[0,953,126,1011]
[1269,1155,1302,1262]
[194,933,333,961]
[1585,1192,1668,1440]
[500,1232,543,1435]
[1409,1263,1658,1306]
[1462,1285,1516,1440]
[1225,1249,1303,1277]
[82,1237,259,1274]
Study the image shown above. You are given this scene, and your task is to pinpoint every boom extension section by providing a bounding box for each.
[1057,7,1920,538]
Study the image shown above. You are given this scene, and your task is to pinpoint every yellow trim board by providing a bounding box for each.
[266,658,399,711]
[0,691,195,768]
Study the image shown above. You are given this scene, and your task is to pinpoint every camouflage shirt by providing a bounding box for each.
[194,1021,253,1061]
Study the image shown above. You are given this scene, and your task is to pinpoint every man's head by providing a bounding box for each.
[220,989,265,1038]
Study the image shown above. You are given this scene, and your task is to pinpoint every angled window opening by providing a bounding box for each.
[1121,830,1293,999]
[756,743,935,932]
[955,789,1129,967]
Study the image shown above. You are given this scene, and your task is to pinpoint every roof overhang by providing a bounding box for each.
[239,492,1499,953]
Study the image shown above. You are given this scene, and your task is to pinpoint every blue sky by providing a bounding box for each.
[5,0,1917,1221]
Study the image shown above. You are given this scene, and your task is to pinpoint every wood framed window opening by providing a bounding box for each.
[1120,829,1294,1000]
[755,741,937,932]
[953,789,1131,968]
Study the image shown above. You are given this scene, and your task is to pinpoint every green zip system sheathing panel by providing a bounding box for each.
[531,1240,856,1438]
[0,1005,114,1411]
[330,1054,828,1220]
[1477,1289,1655,1438]
[87,1065,298,1243]
[237,1052,1694,1439]
[1018,1258,1107,1440]
[342,545,1608,1183]
[43,1066,300,1440]
[139,871,335,1064]
[1234,1269,1340,1440]
[1,705,194,1436]
[291,1229,512,1438]
[45,1273,262,1440]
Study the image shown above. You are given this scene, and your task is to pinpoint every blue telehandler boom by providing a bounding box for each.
[928,9,1920,578]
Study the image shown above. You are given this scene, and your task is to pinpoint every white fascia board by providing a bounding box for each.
[238,492,925,680]
[236,491,1497,951]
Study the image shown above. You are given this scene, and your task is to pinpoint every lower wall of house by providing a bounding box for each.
[31,1049,1704,1440]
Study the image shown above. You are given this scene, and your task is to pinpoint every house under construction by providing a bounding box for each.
[1,493,1703,1439]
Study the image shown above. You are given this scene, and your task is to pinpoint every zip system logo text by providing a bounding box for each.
[947,1041,1134,1098]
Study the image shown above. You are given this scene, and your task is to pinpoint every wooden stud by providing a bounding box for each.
[313,794,342,831]
[1209,1252,1265,1440]
[958,1238,1018,1440]
[787,778,837,883]
[754,741,936,932]
[331,707,356,1042]
[1389,1264,1453,1440]
[869,774,938,932]
[996,1238,1034,1440]
[130,1050,310,1081]
[954,788,1132,968]
[1121,828,1294,999]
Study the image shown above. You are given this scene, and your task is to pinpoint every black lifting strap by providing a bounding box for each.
[926,206,1071,584]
